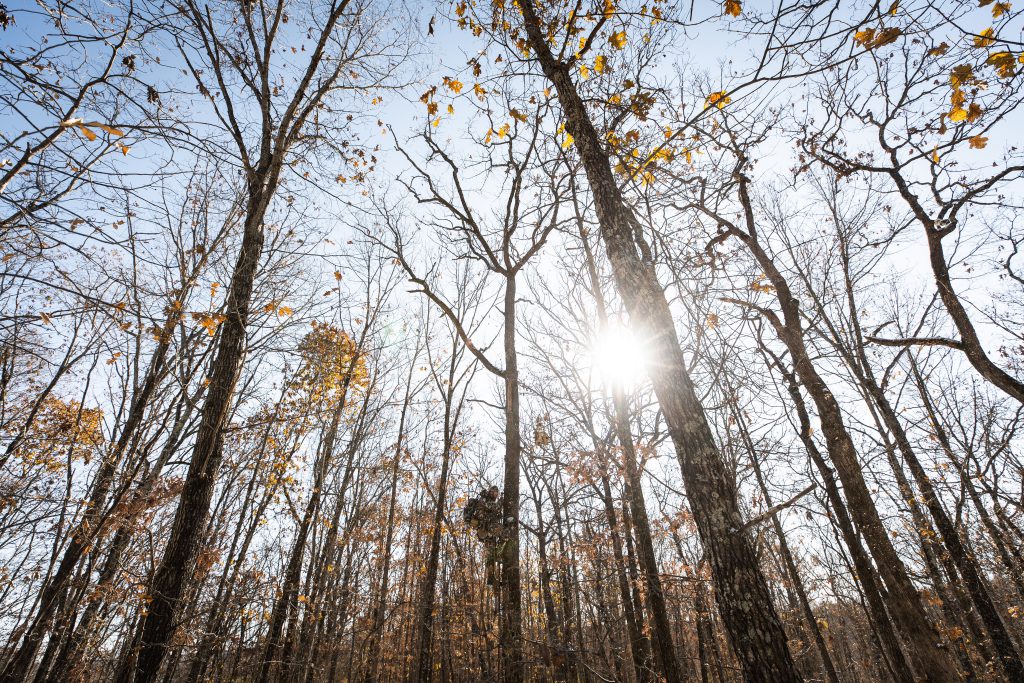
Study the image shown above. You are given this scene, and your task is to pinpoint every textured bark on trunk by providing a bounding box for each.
[768,355,916,681]
[578,183,653,683]
[721,178,959,682]
[517,4,799,679]
[129,174,277,683]
[756,275,958,683]
[901,356,1024,678]
[731,401,841,683]
[826,235,1024,678]
[499,277,524,683]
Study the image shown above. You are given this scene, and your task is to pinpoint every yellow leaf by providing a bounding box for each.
[194,312,226,336]
[749,274,770,292]
[987,51,1016,78]
[497,123,510,139]
[931,147,941,162]
[334,270,342,281]
[443,77,463,94]
[968,135,988,148]
[974,27,995,48]
[927,42,949,57]
[609,31,627,50]
[950,64,975,87]
[579,63,590,80]
[873,27,902,48]
[992,1,1011,18]
[854,28,875,47]
[561,133,574,149]
[724,0,742,17]
[447,104,455,114]
[887,0,899,14]
[854,26,901,50]
[118,144,130,155]
[594,55,606,74]
[948,107,968,122]
[278,306,293,316]
[749,275,775,293]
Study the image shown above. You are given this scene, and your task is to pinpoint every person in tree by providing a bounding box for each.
[464,485,504,586]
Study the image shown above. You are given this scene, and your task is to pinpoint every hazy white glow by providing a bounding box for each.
[587,324,650,389]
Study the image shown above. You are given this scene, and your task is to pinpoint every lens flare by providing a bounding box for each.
[586,324,649,389]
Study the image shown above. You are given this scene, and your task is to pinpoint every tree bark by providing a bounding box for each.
[517,4,799,679]
[129,174,276,683]
[499,276,524,683]
[719,177,960,682]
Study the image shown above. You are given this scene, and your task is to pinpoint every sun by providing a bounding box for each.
[586,323,650,389]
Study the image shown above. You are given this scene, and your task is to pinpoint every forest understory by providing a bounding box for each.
[1,0,1024,681]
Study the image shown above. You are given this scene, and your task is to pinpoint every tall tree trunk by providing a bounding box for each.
[499,276,524,683]
[730,398,840,683]
[576,170,652,683]
[762,347,916,681]
[129,174,278,683]
[904,355,1024,678]
[517,4,799,678]
[820,235,1024,679]
[721,186,959,682]
[0,314,180,683]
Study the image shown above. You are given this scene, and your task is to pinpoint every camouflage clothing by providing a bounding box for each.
[464,487,504,586]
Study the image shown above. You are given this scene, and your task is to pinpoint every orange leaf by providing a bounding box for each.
[88,122,125,137]
[76,124,97,141]
[705,91,731,109]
